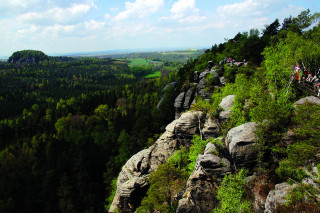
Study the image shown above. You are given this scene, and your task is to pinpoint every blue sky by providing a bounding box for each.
[0,0,319,57]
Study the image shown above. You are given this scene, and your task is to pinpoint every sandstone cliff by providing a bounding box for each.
[109,62,320,213]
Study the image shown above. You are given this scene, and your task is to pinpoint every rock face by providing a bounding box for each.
[219,95,235,121]
[176,143,232,213]
[202,117,220,139]
[174,62,224,118]
[109,111,204,212]
[264,182,295,213]
[225,122,258,170]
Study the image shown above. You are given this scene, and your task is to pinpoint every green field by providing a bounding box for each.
[145,71,161,78]
[128,58,163,67]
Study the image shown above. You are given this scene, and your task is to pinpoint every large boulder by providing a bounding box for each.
[109,111,203,212]
[294,96,320,106]
[176,143,232,213]
[225,122,258,170]
[219,95,235,121]
[264,182,296,213]
[219,95,235,110]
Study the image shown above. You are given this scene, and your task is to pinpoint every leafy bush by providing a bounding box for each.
[167,146,189,170]
[212,169,252,213]
[187,135,208,173]
[276,160,308,182]
[136,163,188,213]
[190,97,214,115]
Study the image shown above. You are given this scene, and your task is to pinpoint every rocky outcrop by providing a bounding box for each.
[176,142,232,213]
[156,82,177,109]
[264,182,296,213]
[219,95,235,121]
[225,122,258,170]
[202,117,220,139]
[109,111,204,212]
[294,96,320,105]
[174,61,224,118]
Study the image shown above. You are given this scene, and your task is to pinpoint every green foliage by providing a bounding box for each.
[105,177,118,211]
[223,64,236,83]
[145,71,161,78]
[292,102,320,146]
[213,169,252,213]
[167,146,189,170]
[136,163,188,213]
[276,102,320,182]
[8,50,48,64]
[187,135,208,172]
[190,97,214,115]
[276,160,308,182]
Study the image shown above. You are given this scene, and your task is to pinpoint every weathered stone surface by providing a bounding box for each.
[219,110,232,121]
[176,143,232,213]
[225,122,258,170]
[174,92,186,109]
[264,182,296,213]
[219,95,235,110]
[202,117,220,139]
[184,88,196,109]
[294,96,320,105]
[174,111,204,146]
[208,70,219,78]
[193,71,200,82]
[109,111,204,212]
[219,76,226,85]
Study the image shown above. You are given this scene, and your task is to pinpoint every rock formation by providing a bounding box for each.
[109,111,204,212]
[176,142,232,213]
[174,62,224,118]
[225,122,258,170]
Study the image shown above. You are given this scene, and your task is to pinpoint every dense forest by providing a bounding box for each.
[0,50,180,212]
[1,9,320,213]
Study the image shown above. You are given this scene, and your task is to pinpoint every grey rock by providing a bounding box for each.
[294,96,320,105]
[264,183,296,213]
[208,70,219,78]
[176,142,232,213]
[193,71,200,82]
[202,117,220,139]
[219,110,232,121]
[219,95,235,110]
[225,122,258,170]
[199,71,209,79]
[109,111,203,212]
[183,88,196,109]
[219,76,226,85]
[174,111,204,146]
[174,92,186,109]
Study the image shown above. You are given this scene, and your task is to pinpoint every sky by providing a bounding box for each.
[0,0,319,57]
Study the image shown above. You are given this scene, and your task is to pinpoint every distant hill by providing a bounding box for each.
[8,50,48,65]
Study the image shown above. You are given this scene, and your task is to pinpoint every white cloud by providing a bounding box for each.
[104,13,111,19]
[160,0,205,25]
[85,20,106,31]
[114,0,164,21]
[170,0,195,18]
[17,3,94,25]
[0,0,40,14]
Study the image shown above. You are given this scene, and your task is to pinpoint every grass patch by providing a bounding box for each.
[145,71,161,78]
[128,58,162,67]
